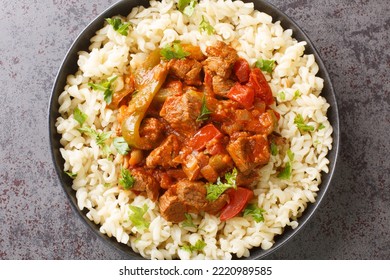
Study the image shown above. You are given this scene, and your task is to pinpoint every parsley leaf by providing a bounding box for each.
[277,161,292,180]
[287,149,295,161]
[181,240,206,253]
[313,140,321,146]
[243,204,265,223]
[184,0,197,16]
[119,167,135,190]
[178,0,197,17]
[106,18,131,36]
[78,126,112,155]
[255,59,275,74]
[294,114,315,132]
[177,0,191,11]
[73,107,87,126]
[270,142,278,156]
[129,204,149,231]
[278,91,286,101]
[196,95,211,122]
[181,213,196,228]
[113,137,130,155]
[277,149,294,180]
[293,89,301,100]
[199,16,215,35]
[318,123,325,130]
[206,168,237,201]
[88,76,118,104]
[160,41,190,60]
[65,171,77,179]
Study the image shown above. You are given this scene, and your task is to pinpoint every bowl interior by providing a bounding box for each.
[48,0,339,260]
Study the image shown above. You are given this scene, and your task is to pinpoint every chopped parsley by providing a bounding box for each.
[318,123,325,130]
[287,149,295,162]
[196,95,212,122]
[270,142,278,156]
[277,149,294,180]
[278,91,286,101]
[119,167,135,190]
[73,107,87,126]
[65,171,77,179]
[206,168,237,201]
[181,213,196,228]
[243,204,265,223]
[313,140,321,146]
[78,126,112,155]
[293,89,302,100]
[178,0,197,17]
[255,59,275,74]
[113,137,130,155]
[88,76,118,105]
[160,41,190,60]
[181,239,206,253]
[106,18,131,36]
[294,114,315,132]
[199,16,215,35]
[128,204,149,231]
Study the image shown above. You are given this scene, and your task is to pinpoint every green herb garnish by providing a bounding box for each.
[106,18,131,36]
[113,137,130,155]
[277,149,294,180]
[243,204,265,223]
[294,114,315,132]
[255,59,275,74]
[196,95,212,122]
[277,162,292,180]
[199,15,215,35]
[178,0,197,17]
[73,107,87,126]
[88,76,118,105]
[119,167,135,190]
[182,213,196,228]
[270,142,278,156]
[318,123,325,130]
[181,239,206,253]
[65,171,77,179]
[160,41,190,60]
[78,126,112,155]
[313,140,321,146]
[206,168,237,201]
[293,89,301,100]
[129,204,149,231]
[278,91,286,101]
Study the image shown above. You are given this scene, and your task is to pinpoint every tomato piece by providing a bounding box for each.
[187,123,223,151]
[247,68,274,105]
[219,187,254,221]
[233,58,250,83]
[227,83,255,109]
[206,141,225,156]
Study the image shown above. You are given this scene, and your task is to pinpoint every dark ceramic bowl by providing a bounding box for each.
[48,0,339,260]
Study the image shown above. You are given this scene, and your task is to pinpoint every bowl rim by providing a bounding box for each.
[48,0,340,260]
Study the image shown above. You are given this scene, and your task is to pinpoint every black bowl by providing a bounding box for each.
[48,0,339,260]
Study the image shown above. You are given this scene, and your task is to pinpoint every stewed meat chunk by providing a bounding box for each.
[146,134,181,169]
[160,89,203,137]
[130,168,160,202]
[203,41,238,79]
[159,187,187,223]
[168,58,203,86]
[227,134,270,174]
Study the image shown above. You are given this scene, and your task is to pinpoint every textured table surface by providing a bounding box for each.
[1,0,389,260]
